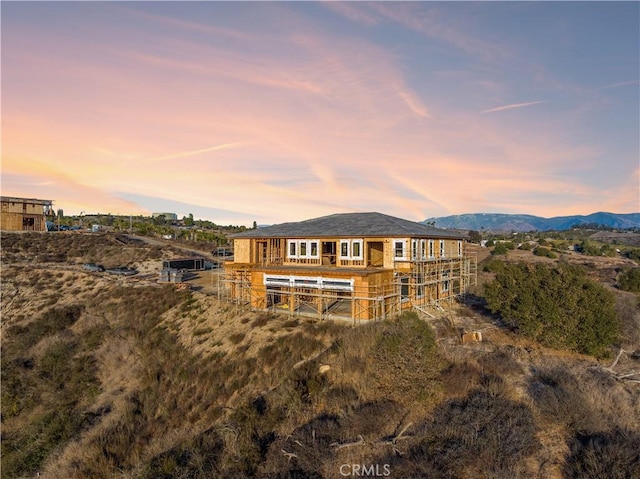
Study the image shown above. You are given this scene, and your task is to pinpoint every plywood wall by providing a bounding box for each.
[233,239,252,263]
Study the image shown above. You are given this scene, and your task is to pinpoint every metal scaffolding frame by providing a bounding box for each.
[219,253,477,323]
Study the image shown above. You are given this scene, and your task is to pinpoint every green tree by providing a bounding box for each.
[484,262,618,357]
[184,213,194,227]
[492,243,509,255]
[468,230,482,243]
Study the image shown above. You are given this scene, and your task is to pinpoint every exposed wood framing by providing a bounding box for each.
[220,253,477,322]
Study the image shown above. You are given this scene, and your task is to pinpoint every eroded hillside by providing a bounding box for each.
[2,232,639,478]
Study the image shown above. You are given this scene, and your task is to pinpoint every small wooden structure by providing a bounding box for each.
[461,331,483,343]
[1,196,54,232]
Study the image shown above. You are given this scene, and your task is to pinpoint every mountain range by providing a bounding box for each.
[423,212,640,232]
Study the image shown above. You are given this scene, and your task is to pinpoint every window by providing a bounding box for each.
[394,240,407,260]
[439,240,445,258]
[308,240,320,258]
[340,240,350,259]
[416,273,424,298]
[352,240,363,259]
[442,271,449,292]
[288,240,320,259]
[458,241,462,257]
[400,277,410,301]
[264,274,354,291]
[411,239,427,260]
[428,239,435,258]
[339,239,363,260]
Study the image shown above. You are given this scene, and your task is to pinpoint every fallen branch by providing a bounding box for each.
[281,449,298,462]
[375,422,413,456]
[608,349,627,371]
[331,435,365,450]
[601,350,640,384]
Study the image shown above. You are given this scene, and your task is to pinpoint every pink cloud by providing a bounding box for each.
[2,4,636,223]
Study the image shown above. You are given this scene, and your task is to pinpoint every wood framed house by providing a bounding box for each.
[223,212,476,322]
[1,196,54,232]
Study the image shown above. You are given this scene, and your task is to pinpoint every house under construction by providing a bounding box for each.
[1,196,54,232]
[222,212,476,322]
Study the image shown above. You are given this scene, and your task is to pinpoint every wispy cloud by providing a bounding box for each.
[148,143,246,163]
[397,89,430,118]
[597,80,639,90]
[369,3,510,62]
[322,2,379,27]
[482,101,545,114]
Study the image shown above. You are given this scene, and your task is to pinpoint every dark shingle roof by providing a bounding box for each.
[230,212,465,239]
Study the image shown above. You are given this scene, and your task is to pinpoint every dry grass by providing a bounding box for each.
[3,232,640,479]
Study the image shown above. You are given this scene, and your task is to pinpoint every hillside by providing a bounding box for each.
[2,232,639,478]
[424,212,640,232]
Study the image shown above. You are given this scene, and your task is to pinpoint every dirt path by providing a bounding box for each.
[122,234,215,258]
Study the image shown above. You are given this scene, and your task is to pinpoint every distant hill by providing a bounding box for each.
[424,212,640,232]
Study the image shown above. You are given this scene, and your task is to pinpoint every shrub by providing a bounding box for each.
[483,262,619,357]
[142,428,224,479]
[600,244,617,257]
[477,349,522,376]
[576,240,601,256]
[491,243,509,255]
[441,361,481,396]
[380,389,539,478]
[482,258,506,273]
[228,332,246,344]
[622,248,640,263]
[193,327,213,337]
[7,304,85,350]
[370,312,443,403]
[527,368,601,431]
[563,428,640,479]
[618,267,640,293]
[533,246,557,258]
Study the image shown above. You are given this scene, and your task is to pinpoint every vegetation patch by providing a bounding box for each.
[6,304,85,350]
[380,388,539,478]
[618,267,640,293]
[563,428,640,479]
[484,261,619,357]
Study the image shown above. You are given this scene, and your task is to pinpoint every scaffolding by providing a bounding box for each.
[219,253,477,323]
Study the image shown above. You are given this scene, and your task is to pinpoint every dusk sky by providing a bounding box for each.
[2,2,639,226]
